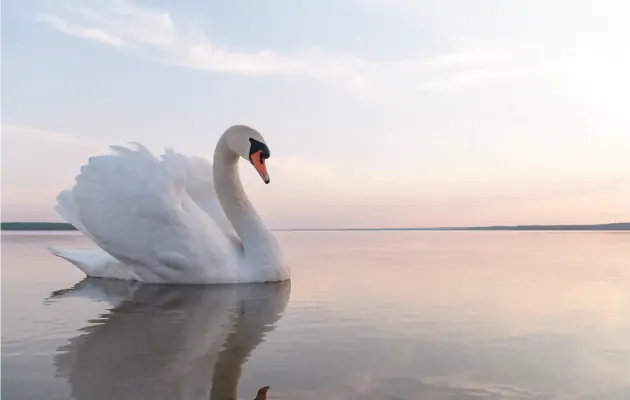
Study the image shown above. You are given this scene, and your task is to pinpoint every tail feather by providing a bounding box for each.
[48,247,100,276]
[48,247,133,280]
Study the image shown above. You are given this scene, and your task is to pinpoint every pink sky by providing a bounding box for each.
[2,0,629,228]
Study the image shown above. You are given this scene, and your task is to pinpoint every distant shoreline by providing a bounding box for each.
[275,222,630,231]
[2,221,629,231]
[1,222,79,231]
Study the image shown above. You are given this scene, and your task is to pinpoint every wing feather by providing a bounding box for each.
[65,144,240,283]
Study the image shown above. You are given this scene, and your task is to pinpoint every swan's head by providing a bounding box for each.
[224,125,272,184]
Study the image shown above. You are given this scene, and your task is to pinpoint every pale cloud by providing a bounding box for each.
[35,0,558,95]
[36,14,126,47]
[417,61,563,91]
[1,124,101,146]
[73,1,178,48]
[396,43,544,72]
[397,43,561,91]
[36,0,373,93]
[185,45,372,93]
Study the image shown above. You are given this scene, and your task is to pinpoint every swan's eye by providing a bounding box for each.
[249,138,271,160]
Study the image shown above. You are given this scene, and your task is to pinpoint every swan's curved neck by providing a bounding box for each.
[213,138,279,271]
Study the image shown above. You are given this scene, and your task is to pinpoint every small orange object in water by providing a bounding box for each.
[254,386,269,400]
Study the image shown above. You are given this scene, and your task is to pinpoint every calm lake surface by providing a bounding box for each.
[2,231,630,399]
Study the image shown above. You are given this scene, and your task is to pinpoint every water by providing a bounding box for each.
[2,231,630,399]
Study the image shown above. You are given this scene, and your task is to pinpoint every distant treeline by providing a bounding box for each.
[278,222,630,232]
[461,222,630,231]
[1,222,77,231]
[2,221,629,231]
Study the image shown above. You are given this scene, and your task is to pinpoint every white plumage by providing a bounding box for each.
[50,126,290,284]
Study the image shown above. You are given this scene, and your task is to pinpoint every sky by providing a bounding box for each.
[2,0,629,228]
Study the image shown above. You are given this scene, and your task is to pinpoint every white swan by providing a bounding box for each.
[49,125,290,284]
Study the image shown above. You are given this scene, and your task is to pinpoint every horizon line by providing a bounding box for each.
[2,221,629,232]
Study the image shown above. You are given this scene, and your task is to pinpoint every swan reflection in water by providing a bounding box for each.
[49,279,290,400]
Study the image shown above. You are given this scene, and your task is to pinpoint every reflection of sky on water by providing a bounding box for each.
[2,231,630,399]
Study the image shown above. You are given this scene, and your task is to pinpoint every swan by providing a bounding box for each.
[48,278,290,399]
[49,125,290,284]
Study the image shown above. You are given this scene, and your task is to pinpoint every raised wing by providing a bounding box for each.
[55,189,97,242]
[67,144,241,283]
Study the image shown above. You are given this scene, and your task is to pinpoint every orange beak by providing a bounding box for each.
[250,150,270,184]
